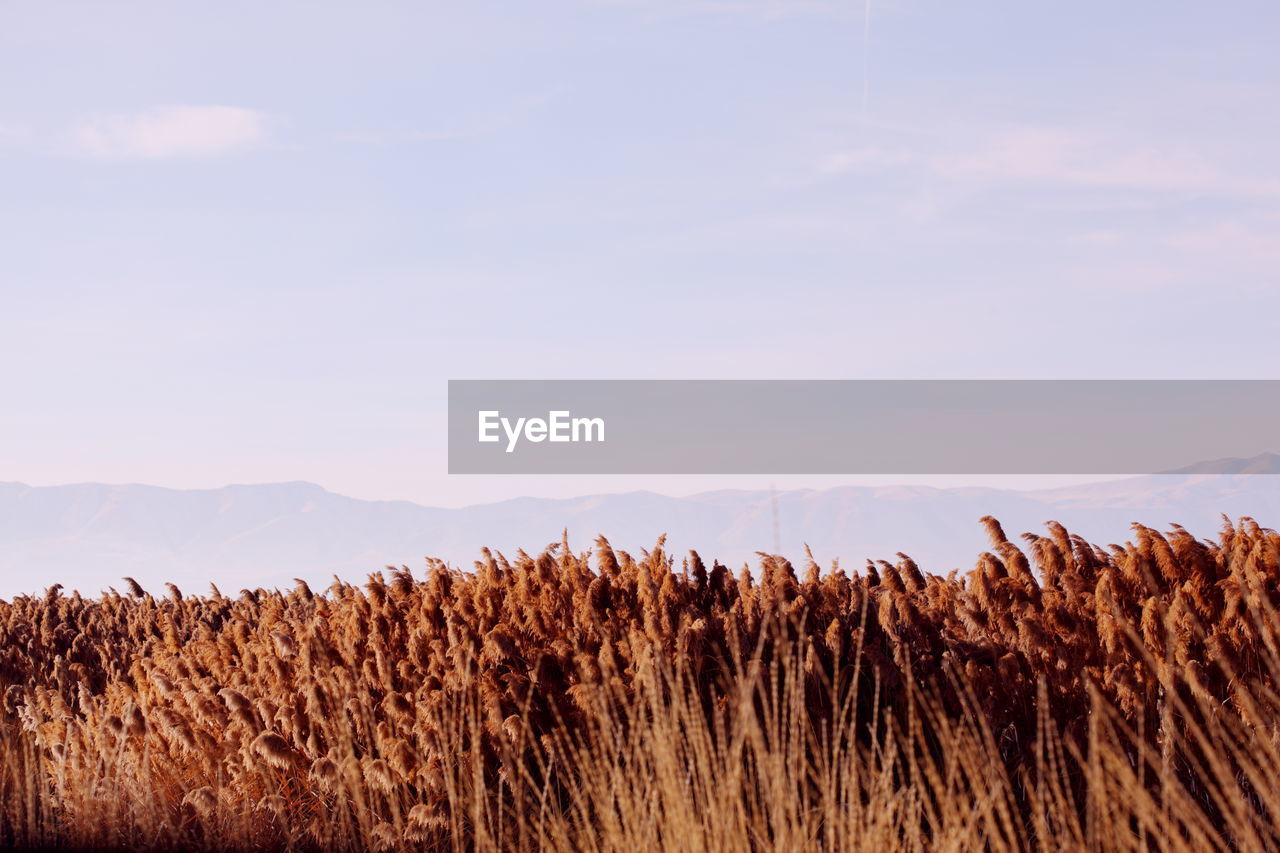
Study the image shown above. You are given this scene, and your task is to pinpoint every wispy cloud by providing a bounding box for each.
[1166,222,1280,267]
[73,106,267,159]
[934,129,1274,195]
[824,127,1280,197]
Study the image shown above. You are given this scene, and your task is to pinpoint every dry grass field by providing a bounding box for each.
[4,515,1280,851]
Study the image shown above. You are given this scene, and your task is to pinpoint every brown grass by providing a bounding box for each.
[4,516,1280,851]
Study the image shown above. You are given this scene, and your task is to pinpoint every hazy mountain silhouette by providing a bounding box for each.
[2,456,1278,598]
[1161,453,1280,475]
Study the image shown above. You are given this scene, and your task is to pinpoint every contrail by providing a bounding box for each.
[862,0,873,120]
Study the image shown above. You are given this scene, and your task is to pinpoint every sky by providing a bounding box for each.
[2,0,1279,507]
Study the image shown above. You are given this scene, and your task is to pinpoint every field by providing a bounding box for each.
[3,516,1280,851]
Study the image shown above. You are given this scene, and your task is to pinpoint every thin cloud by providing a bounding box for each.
[824,127,1280,197]
[1166,222,1280,267]
[934,129,1252,194]
[73,106,267,159]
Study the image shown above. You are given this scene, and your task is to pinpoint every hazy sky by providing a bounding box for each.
[3,1,1279,506]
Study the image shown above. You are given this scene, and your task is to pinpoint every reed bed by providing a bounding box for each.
[3,516,1280,851]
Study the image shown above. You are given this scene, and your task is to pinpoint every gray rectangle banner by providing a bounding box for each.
[447,380,1280,474]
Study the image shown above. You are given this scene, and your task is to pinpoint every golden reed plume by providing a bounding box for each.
[3,517,1280,851]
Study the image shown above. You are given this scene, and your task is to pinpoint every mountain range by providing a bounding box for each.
[2,454,1278,599]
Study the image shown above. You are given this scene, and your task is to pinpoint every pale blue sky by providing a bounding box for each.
[3,1,1279,506]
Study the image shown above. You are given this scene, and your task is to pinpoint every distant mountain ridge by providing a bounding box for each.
[2,457,1278,598]
[1162,452,1280,475]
